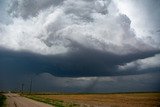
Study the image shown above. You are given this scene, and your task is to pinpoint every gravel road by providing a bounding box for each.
[5,93,54,107]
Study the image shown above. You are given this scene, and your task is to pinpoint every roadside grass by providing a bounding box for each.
[0,94,6,107]
[23,95,80,107]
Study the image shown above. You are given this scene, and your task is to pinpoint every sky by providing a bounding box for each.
[0,0,160,92]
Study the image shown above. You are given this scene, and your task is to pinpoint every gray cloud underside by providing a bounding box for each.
[0,47,159,77]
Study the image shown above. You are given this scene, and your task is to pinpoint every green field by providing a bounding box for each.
[24,92,160,107]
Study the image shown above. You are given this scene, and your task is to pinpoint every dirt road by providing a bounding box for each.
[5,93,54,107]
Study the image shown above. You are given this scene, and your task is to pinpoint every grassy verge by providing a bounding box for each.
[0,94,6,107]
[23,94,80,107]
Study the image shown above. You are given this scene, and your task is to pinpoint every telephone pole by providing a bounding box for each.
[29,74,38,94]
[29,78,32,94]
[21,83,24,94]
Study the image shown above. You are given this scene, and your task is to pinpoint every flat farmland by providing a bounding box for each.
[25,93,160,107]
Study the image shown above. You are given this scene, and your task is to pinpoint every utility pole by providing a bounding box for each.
[29,78,32,94]
[29,74,37,94]
[21,83,24,94]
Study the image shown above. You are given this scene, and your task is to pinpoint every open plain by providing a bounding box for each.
[24,93,160,107]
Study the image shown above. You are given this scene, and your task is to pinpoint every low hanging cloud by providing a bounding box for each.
[1,72,160,92]
[0,0,160,77]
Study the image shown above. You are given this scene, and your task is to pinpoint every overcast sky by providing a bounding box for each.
[0,0,160,92]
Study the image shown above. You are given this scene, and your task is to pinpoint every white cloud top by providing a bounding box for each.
[0,0,159,55]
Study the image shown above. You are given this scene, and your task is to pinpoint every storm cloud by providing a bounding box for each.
[0,46,159,77]
[0,0,160,77]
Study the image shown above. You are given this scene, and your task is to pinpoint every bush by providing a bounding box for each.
[0,94,6,107]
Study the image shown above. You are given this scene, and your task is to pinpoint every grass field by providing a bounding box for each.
[24,92,160,107]
[0,93,6,107]
[24,94,79,107]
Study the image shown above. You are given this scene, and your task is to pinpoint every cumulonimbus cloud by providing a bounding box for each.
[1,0,159,54]
[0,0,159,77]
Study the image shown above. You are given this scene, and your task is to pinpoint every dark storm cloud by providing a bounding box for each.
[0,44,159,77]
[0,0,160,77]
[0,0,160,93]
